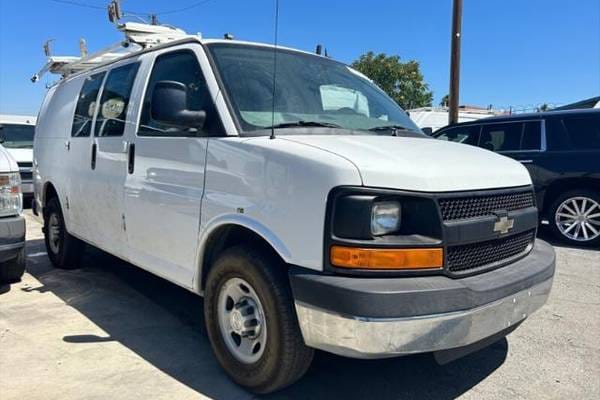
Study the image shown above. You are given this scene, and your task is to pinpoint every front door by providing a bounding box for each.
[124,47,221,286]
[85,62,140,257]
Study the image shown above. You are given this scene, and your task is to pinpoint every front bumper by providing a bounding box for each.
[290,240,555,359]
[0,215,26,263]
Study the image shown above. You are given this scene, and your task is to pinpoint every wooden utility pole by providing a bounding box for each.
[448,0,463,125]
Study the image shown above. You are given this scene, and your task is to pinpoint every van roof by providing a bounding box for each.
[35,22,330,85]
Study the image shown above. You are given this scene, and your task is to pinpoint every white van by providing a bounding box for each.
[34,24,555,393]
[0,114,36,199]
[0,143,25,283]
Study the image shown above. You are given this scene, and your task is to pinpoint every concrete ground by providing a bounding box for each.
[1,211,599,400]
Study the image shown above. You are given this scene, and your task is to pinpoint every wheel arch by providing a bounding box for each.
[542,177,600,217]
[195,218,292,295]
[42,181,60,213]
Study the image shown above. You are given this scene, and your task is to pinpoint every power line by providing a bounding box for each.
[49,0,216,17]
[155,0,215,16]
[49,0,105,10]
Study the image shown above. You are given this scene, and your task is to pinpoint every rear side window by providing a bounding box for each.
[479,122,522,151]
[71,72,105,137]
[436,125,480,146]
[95,63,140,137]
[138,51,216,137]
[520,121,542,150]
[563,115,600,150]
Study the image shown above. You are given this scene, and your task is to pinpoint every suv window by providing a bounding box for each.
[563,115,600,150]
[71,72,105,137]
[95,63,140,137]
[479,122,522,152]
[520,121,542,150]
[138,51,216,137]
[436,125,480,146]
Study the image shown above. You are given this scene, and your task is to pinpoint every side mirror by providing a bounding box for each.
[151,81,206,130]
[421,127,433,135]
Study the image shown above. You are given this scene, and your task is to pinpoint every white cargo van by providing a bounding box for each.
[0,143,25,283]
[0,114,36,199]
[33,23,555,393]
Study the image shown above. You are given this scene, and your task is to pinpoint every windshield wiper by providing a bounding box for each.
[267,121,343,130]
[367,125,412,135]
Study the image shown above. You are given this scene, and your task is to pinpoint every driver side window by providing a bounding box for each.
[436,125,481,146]
[138,50,220,137]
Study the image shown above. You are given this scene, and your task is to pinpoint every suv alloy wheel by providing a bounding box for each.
[550,190,600,247]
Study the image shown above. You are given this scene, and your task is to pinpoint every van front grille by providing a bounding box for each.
[447,229,535,274]
[439,190,535,221]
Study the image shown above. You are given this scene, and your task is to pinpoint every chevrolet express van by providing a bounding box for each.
[0,143,25,283]
[33,24,555,393]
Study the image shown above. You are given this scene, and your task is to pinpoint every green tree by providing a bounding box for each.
[440,94,449,107]
[351,52,433,109]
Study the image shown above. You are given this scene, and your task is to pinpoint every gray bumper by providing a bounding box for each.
[0,215,26,263]
[291,240,555,359]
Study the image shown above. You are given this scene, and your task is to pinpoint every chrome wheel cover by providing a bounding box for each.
[48,213,61,254]
[555,196,600,242]
[217,277,267,364]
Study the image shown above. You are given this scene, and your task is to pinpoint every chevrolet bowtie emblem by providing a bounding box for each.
[494,216,514,234]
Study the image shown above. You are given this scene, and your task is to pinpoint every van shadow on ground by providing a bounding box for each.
[22,238,508,400]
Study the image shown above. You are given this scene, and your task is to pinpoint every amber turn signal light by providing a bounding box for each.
[330,246,443,270]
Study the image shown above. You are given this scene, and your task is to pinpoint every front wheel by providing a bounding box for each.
[549,189,600,247]
[0,248,26,283]
[204,245,314,394]
[44,197,86,269]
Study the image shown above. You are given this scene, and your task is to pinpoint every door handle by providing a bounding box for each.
[91,143,97,170]
[519,159,533,164]
[128,143,135,174]
[64,140,70,151]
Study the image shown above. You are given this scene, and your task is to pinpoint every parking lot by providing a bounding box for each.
[0,211,598,400]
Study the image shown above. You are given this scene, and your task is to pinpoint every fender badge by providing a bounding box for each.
[494,216,515,234]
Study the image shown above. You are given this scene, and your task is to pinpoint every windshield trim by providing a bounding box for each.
[204,42,422,138]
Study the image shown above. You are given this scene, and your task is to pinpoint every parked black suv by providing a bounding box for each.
[434,109,600,247]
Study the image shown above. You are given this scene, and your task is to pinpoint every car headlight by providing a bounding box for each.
[371,201,401,236]
[0,172,22,217]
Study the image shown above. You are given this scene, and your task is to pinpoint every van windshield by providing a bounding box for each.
[207,43,422,136]
[0,124,35,149]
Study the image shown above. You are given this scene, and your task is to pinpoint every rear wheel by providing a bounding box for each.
[44,197,86,269]
[549,189,600,247]
[0,248,26,283]
[204,245,314,394]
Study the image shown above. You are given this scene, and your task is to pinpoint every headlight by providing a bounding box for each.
[0,172,22,217]
[371,201,401,236]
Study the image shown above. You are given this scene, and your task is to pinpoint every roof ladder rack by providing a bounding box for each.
[32,22,190,83]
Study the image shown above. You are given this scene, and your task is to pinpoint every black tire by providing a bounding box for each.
[548,189,600,247]
[44,197,86,269]
[0,248,26,283]
[204,245,314,394]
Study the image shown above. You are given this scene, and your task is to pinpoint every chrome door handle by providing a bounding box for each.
[122,140,130,153]
[64,140,70,150]
[519,159,533,164]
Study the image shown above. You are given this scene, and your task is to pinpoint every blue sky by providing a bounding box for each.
[1,0,598,115]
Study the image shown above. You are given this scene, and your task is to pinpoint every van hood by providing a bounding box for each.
[281,135,531,192]
[4,148,32,164]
